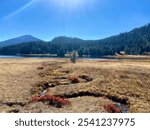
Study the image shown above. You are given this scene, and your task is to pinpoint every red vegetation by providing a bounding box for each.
[102,96,108,99]
[104,103,122,113]
[68,75,79,83]
[32,95,71,105]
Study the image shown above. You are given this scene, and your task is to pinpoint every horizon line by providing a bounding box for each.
[0,22,149,42]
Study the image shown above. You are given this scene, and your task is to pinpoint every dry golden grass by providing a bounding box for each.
[0,58,150,112]
[45,59,150,112]
[0,58,64,103]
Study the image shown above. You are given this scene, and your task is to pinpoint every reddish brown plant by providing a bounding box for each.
[68,75,79,83]
[32,95,71,105]
[104,103,122,113]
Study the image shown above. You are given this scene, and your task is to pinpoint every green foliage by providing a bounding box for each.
[0,24,150,56]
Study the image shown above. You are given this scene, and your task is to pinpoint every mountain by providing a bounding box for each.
[0,35,42,47]
[0,23,150,56]
[52,36,84,43]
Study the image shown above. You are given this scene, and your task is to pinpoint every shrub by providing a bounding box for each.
[68,75,80,83]
[70,51,78,63]
[79,75,93,82]
[37,66,44,70]
[32,95,71,106]
[104,103,122,113]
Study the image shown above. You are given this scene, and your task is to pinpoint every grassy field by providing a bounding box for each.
[0,58,150,113]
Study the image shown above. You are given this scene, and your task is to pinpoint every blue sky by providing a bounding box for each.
[0,0,150,41]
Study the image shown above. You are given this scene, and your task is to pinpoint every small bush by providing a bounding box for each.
[104,103,122,113]
[32,95,71,106]
[37,66,44,70]
[79,75,93,82]
[68,75,80,83]
[70,51,78,63]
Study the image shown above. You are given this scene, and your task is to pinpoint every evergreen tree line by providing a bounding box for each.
[0,24,150,57]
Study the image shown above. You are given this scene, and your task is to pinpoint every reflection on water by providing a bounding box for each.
[0,55,106,59]
[0,55,23,58]
[0,55,147,60]
[0,55,115,61]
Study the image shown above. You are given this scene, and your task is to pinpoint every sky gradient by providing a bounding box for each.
[0,0,150,41]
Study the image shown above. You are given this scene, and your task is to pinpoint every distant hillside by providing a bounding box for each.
[0,35,42,47]
[52,36,84,43]
[0,23,150,56]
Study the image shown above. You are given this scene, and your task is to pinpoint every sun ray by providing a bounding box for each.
[2,0,38,20]
[48,0,95,11]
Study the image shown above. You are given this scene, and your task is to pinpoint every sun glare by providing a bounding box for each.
[54,0,85,7]
[50,0,93,11]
